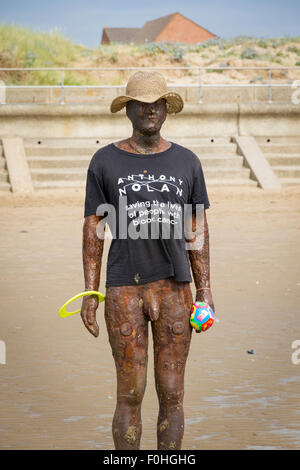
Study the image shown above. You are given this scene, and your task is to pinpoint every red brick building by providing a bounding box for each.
[101,12,216,45]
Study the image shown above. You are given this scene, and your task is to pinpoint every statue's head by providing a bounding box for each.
[125,98,168,136]
[110,71,184,136]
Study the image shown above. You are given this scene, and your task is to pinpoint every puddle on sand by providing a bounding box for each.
[204,393,282,409]
[266,425,300,445]
[247,445,281,450]
[185,416,205,425]
[204,395,242,408]
[246,396,281,407]
[193,434,215,441]
[62,416,86,423]
[83,440,103,449]
[95,425,111,432]
[14,404,32,412]
[232,385,264,395]
[280,376,300,385]
[97,413,113,419]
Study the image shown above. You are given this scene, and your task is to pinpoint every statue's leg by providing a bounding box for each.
[150,280,193,450]
[104,285,148,450]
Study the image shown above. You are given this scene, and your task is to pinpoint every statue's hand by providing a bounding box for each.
[194,288,215,334]
[80,295,99,337]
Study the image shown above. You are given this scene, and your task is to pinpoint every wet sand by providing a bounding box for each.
[0,185,299,450]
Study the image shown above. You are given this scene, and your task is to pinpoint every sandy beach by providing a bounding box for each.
[0,185,299,450]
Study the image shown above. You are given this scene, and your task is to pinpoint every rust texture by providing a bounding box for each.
[81,97,214,449]
[104,278,193,450]
[187,211,215,312]
[81,214,105,338]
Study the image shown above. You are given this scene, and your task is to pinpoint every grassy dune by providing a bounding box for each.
[0,24,300,85]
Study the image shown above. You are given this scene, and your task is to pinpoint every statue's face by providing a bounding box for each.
[126,98,167,136]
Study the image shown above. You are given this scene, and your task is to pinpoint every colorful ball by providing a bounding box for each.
[190,301,215,332]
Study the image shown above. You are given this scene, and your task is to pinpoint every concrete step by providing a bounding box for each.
[0,157,6,169]
[27,154,245,170]
[201,155,244,168]
[203,167,251,179]
[30,168,86,182]
[272,165,300,178]
[34,180,86,189]
[97,137,234,145]
[169,136,233,145]
[185,143,237,154]
[207,178,258,187]
[30,166,252,183]
[0,169,9,183]
[255,136,300,144]
[27,156,90,169]
[33,177,258,189]
[24,138,103,147]
[25,143,239,157]
[266,154,300,165]
[279,177,300,185]
[260,144,300,154]
[22,137,257,188]
[0,181,11,191]
[25,146,100,157]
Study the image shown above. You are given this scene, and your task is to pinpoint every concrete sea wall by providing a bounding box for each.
[0,103,299,139]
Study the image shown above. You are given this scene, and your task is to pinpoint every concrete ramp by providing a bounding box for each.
[0,140,11,192]
[2,137,33,193]
[255,136,300,185]
[233,136,281,190]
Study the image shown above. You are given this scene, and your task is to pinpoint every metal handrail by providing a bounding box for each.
[1,84,295,87]
[0,66,299,104]
[0,66,299,70]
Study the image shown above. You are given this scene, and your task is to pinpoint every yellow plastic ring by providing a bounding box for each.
[58,291,105,318]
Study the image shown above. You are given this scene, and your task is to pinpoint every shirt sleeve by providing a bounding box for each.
[84,168,108,217]
[190,159,210,213]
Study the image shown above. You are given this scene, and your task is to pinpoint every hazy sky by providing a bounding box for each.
[1,0,299,47]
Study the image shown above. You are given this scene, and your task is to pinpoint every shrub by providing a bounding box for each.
[171,48,185,62]
[109,54,118,64]
[257,39,269,49]
[250,76,264,83]
[241,48,260,59]
[270,39,280,48]
[287,46,300,56]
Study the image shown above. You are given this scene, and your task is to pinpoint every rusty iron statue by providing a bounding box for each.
[81,72,215,450]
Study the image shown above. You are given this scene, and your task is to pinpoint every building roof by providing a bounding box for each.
[103,27,140,43]
[102,12,216,44]
[133,11,215,42]
[132,12,176,43]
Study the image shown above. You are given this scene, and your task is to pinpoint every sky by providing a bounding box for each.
[1,0,300,47]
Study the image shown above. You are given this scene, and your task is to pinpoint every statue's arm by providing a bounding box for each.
[81,214,105,337]
[186,211,215,313]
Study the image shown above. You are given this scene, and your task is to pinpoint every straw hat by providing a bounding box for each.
[110,71,184,114]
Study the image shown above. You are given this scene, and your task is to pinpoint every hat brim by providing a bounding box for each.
[110,91,184,114]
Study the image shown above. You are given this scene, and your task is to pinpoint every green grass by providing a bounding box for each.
[0,23,88,84]
[0,25,299,85]
[0,23,84,66]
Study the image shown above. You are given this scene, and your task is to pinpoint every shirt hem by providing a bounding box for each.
[105,270,192,287]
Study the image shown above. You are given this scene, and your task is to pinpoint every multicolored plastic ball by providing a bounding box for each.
[190,301,215,332]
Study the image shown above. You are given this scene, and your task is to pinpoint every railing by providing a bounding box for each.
[0,66,299,104]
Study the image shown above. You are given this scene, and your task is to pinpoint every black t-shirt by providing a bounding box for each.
[84,142,210,287]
